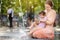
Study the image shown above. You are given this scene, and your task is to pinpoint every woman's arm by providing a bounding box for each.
[46,10,56,25]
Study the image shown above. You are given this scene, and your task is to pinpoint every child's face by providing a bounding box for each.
[39,13,45,18]
[35,18,39,24]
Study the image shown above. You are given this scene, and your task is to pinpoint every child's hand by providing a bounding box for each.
[27,27,32,29]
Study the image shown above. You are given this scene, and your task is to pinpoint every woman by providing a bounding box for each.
[29,0,56,40]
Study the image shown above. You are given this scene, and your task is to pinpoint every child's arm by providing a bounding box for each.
[29,22,36,29]
[40,17,47,22]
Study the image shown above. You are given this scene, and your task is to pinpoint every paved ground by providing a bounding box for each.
[0,26,60,40]
[0,26,50,40]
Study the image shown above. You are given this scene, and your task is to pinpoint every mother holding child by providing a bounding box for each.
[28,0,56,40]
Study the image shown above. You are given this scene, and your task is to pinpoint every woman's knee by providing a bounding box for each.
[32,31,40,37]
[32,32,37,37]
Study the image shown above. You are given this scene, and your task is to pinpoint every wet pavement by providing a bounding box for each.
[0,26,60,40]
[0,26,51,40]
[0,26,28,40]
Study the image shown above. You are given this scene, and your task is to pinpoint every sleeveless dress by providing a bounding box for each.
[38,17,47,28]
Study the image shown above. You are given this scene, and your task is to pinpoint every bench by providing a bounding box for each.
[12,16,19,27]
[54,28,60,40]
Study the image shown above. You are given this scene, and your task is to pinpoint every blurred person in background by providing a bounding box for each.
[7,7,14,28]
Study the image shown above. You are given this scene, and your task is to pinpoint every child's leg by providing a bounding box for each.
[28,27,40,35]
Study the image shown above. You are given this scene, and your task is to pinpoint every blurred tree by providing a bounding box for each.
[1,0,20,15]
[0,0,1,14]
[1,0,59,15]
[58,0,60,13]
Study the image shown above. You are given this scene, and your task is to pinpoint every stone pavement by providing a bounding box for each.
[0,26,59,40]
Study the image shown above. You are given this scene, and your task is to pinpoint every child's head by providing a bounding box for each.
[34,18,39,24]
[39,11,46,17]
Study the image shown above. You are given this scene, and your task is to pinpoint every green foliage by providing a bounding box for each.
[52,0,58,12]
[58,0,60,13]
[1,0,59,15]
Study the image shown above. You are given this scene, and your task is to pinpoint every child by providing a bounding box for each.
[38,11,47,28]
[29,11,47,29]
[28,11,47,35]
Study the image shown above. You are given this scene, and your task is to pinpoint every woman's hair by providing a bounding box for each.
[39,11,46,16]
[45,0,54,7]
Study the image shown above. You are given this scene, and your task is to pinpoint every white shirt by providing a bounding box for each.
[7,8,14,17]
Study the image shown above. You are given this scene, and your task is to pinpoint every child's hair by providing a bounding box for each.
[39,11,46,16]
